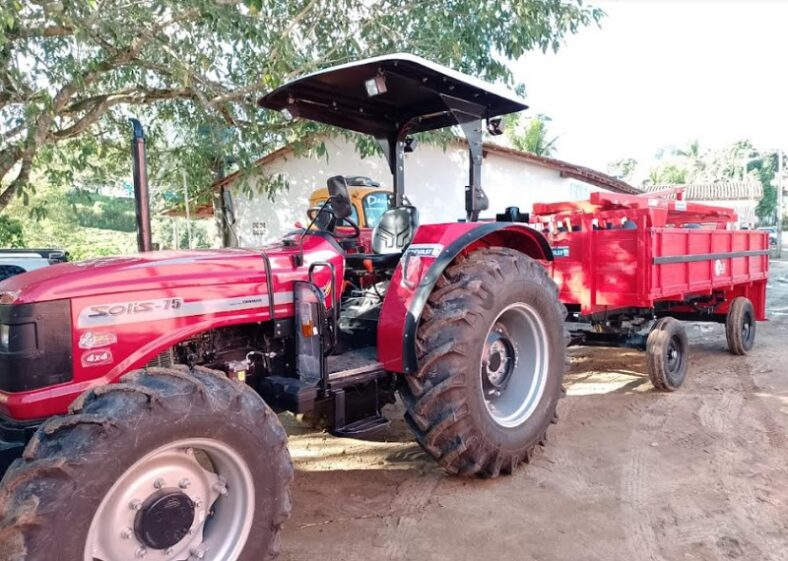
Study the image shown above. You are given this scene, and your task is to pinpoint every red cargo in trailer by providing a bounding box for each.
[531,187,769,390]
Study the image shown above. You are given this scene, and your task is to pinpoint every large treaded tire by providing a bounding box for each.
[646,317,688,391]
[725,297,756,355]
[400,247,566,477]
[0,366,293,561]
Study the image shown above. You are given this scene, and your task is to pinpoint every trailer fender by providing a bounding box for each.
[378,222,553,374]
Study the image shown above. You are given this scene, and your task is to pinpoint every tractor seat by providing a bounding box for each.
[345,206,419,270]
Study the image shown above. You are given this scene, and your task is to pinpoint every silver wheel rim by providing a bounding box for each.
[480,302,550,428]
[84,438,255,561]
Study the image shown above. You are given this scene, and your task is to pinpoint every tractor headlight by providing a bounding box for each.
[400,254,422,289]
[0,324,8,350]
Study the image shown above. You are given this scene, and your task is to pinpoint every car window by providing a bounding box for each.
[0,265,27,282]
[363,192,391,228]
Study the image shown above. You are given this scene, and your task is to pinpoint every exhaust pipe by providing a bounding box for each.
[129,118,153,252]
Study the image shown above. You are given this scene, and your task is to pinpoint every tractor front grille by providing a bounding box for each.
[0,300,73,393]
[146,349,174,369]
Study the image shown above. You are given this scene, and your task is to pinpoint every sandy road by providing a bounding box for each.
[278,260,788,561]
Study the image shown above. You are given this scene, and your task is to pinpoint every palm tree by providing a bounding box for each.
[509,114,559,157]
[676,140,705,179]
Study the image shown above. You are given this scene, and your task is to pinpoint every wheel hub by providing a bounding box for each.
[479,303,550,428]
[667,338,681,372]
[483,332,515,390]
[85,440,254,561]
[134,489,195,550]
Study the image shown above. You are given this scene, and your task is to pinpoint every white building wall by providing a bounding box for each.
[693,199,758,228]
[230,136,598,247]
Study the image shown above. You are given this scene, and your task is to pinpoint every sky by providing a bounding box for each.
[513,0,787,177]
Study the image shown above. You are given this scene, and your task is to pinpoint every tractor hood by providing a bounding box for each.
[0,240,338,305]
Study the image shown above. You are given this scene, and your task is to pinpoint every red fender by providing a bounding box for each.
[377,222,553,374]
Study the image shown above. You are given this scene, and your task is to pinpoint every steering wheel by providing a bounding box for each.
[322,175,360,240]
[309,200,361,240]
[330,215,361,239]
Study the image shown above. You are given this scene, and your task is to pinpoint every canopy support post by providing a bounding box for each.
[377,132,406,207]
[440,95,489,221]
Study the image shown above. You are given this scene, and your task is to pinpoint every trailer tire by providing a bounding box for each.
[726,297,756,355]
[646,317,688,391]
[0,366,293,561]
[400,247,566,477]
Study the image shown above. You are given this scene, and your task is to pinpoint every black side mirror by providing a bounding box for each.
[326,175,352,220]
[222,188,236,226]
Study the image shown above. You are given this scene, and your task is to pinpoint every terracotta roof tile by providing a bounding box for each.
[640,182,763,201]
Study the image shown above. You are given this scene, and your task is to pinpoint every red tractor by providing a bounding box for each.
[0,55,567,561]
[0,54,768,561]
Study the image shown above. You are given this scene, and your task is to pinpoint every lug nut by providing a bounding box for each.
[184,447,194,455]
[190,547,206,560]
[135,546,148,558]
[121,527,134,539]
[193,496,203,507]
[165,547,175,556]
[129,499,142,511]
[213,482,228,496]
[153,478,166,489]
[179,478,191,489]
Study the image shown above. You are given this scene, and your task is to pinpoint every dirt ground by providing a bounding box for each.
[278,259,788,561]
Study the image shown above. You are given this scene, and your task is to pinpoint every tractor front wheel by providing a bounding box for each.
[400,247,566,477]
[0,366,293,561]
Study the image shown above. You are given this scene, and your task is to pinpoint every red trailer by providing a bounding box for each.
[531,187,769,390]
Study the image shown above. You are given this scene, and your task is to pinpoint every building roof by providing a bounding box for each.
[477,142,640,195]
[212,136,640,195]
[640,182,763,201]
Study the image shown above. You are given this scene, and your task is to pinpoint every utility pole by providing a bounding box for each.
[778,151,784,258]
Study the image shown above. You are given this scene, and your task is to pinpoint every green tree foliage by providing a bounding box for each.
[647,164,688,186]
[4,177,215,259]
[607,157,638,181]
[751,152,783,223]
[676,140,705,177]
[0,215,25,247]
[0,0,604,211]
[643,139,785,225]
[507,113,559,157]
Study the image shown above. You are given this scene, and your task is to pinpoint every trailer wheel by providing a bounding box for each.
[0,366,292,561]
[646,317,689,391]
[400,247,566,477]
[725,297,756,355]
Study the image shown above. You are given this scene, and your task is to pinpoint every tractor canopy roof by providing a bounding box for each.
[258,53,528,138]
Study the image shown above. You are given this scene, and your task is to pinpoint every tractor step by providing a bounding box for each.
[261,347,390,417]
[327,347,385,388]
[331,415,390,437]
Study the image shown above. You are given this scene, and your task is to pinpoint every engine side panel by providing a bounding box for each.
[0,235,343,420]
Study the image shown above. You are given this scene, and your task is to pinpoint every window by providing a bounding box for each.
[308,200,359,225]
[362,192,391,228]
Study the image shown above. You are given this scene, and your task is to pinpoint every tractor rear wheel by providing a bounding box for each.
[0,366,292,561]
[646,317,689,391]
[400,247,566,477]
[725,297,756,355]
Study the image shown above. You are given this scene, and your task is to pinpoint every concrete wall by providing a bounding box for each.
[230,136,599,247]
